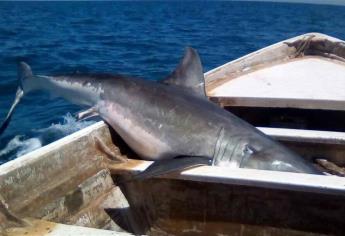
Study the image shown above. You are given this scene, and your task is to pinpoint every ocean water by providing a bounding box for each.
[0,1,345,164]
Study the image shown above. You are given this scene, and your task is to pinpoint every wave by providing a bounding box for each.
[0,135,42,158]
[0,113,95,162]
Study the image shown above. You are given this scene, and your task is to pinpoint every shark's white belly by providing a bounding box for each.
[98,101,174,160]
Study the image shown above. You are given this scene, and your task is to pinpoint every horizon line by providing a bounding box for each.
[1,0,345,7]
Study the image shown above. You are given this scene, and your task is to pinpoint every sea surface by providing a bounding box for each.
[0,1,345,164]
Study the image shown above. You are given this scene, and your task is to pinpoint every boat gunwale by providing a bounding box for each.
[205,32,344,81]
[108,158,345,196]
[0,121,105,175]
[2,121,344,197]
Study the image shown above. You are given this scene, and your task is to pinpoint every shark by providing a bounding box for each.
[0,48,322,177]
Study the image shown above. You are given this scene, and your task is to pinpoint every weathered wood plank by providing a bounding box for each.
[4,219,133,236]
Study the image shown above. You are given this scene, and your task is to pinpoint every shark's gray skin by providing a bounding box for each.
[0,48,322,176]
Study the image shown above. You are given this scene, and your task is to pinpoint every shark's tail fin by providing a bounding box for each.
[0,62,32,136]
[0,87,24,136]
[18,62,34,92]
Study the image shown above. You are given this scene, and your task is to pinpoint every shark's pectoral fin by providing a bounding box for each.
[121,156,212,183]
[76,106,99,121]
[162,47,207,99]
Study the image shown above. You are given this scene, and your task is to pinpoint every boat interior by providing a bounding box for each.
[0,121,344,236]
[1,33,345,235]
[206,33,345,114]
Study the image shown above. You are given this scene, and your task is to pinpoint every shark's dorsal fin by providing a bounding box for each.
[163,47,206,98]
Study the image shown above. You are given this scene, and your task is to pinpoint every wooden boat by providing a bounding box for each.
[1,33,345,236]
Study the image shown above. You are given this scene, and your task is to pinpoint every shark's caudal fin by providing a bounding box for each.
[0,62,33,136]
[163,47,206,98]
[0,88,24,136]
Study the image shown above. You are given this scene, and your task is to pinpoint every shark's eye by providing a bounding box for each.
[242,144,256,156]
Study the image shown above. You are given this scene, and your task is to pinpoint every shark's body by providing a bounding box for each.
[0,48,322,175]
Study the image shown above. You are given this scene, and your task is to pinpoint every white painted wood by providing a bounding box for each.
[209,58,345,99]
[208,57,345,110]
[178,166,345,195]
[206,33,345,110]
[259,127,345,145]
[111,159,345,196]
[46,224,132,236]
